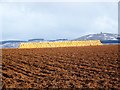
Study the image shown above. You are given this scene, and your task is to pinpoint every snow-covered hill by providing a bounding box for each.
[0,41,26,48]
[74,33,118,40]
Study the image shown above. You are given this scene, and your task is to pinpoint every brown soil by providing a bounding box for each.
[1,45,120,88]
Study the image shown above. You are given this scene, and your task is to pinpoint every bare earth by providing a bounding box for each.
[1,45,120,88]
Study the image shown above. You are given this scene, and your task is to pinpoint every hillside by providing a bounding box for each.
[74,33,118,41]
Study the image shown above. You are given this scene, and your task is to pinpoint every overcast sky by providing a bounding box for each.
[0,1,118,41]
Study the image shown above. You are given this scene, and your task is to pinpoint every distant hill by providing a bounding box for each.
[0,40,26,44]
[0,40,27,48]
[1,33,120,48]
[28,39,44,42]
[74,33,118,41]
[48,39,68,42]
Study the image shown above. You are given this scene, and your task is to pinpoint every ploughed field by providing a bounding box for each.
[1,45,120,88]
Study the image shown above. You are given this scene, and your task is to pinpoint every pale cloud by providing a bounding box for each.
[0,0,119,2]
[0,4,3,40]
[0,2,118,40]
[2,3,58,40]
[91,16,118,33]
